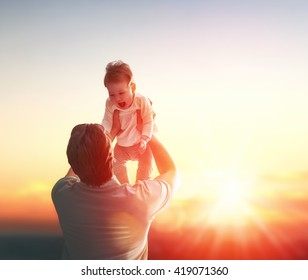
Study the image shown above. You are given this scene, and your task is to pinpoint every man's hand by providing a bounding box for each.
[136,109,143,132]
[109,110,122,141]
[112,110,121,132]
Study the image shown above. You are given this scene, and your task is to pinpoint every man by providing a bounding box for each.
[51,117,178,259]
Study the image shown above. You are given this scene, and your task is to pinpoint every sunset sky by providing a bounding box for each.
[1,0,308,258]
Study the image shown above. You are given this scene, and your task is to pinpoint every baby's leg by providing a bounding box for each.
[114,144,130,184]
[136,145,153,182]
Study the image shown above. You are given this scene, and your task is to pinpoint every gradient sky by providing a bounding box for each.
[1,0,308,237]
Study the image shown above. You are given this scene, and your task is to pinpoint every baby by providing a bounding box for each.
[101,60,155,184]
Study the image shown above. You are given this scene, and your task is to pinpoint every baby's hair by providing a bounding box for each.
[104,60,133,86]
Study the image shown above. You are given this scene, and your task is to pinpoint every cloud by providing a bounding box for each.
[262,171,308,184]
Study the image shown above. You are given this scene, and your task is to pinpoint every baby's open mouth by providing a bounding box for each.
[118,102,126,108]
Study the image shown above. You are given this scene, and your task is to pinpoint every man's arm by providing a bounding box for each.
[108,110,122,141]
[102,100,122,142]
[149,135,179,194]
[101,100,113,135]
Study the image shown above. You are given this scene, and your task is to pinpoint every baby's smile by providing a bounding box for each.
[118,102,126,108]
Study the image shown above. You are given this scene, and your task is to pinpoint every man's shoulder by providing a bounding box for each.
[52,176,79,196]
[131,179,173,215]
[133,179,172,198]
[134,178,169,187]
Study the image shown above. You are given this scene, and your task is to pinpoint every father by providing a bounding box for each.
[51,117,178,259]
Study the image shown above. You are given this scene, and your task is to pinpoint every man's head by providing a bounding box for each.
[104,60,136,109]
[66,124,113,186]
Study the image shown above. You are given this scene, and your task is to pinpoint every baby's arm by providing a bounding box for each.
[138,134,150,154]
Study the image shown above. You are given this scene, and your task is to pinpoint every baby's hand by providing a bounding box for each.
[138,136,150,154]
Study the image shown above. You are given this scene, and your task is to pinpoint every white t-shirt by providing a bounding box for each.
[51,176,172,259]
[101,93,154,147]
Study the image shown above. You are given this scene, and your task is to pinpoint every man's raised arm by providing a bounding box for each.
[149,135,179,194]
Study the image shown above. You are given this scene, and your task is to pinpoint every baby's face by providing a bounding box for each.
[106,81,134,109]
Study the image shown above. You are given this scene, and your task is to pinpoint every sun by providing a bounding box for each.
[208,178,255,226]
[218,181,248,207]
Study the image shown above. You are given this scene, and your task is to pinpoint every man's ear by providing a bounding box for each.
[130,82,136,93]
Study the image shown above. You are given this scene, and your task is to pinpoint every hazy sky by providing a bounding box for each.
[1,0,308,215]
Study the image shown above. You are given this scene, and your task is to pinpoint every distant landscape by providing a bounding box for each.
[1,223,307,260]
[1,192,308,260]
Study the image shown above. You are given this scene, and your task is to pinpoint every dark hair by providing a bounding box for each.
[104,60,133,86]
[66,124,113,186]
